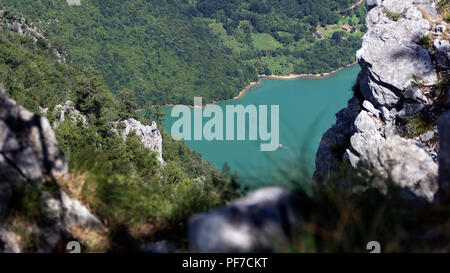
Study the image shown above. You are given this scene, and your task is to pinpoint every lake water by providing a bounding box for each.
[164,66,360,188]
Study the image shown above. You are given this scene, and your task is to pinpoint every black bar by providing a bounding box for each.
[0,253,447,273]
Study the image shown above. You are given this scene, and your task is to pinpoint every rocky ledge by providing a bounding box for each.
[315,0,449,202]
[113,119,165,165]
[0,89,104,253]
[47,101,165,165]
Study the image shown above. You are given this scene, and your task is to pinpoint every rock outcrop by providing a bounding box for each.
[188,187,300,253]
[113,119,165,165]
[49,101,164,165]
[315,0,448,202]
[0,89,104,252]
[0,89,68,185]
[50,100,88,128]
[0,8,66,62]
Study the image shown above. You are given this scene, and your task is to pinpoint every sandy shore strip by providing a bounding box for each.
[161,62,358,108]
[162,80,261,109]
[260,62,357,80]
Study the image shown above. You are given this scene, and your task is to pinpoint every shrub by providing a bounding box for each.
[382,9,403,21]
[418,35,433,49]
[408,113,434,137]
[437,0,450,22]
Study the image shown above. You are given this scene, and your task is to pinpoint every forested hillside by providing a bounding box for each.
[0,11,238,251]
[1,0,367,105]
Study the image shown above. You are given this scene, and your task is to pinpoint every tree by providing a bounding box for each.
[117,89,139,119]
[73,67,110,123]
[332,31,345,43]
[249,0,270,14]
[145,104,167,126]
[143,102,154,124]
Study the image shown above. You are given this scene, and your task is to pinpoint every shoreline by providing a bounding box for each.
[162,62,358,108]
[260,62,357,80]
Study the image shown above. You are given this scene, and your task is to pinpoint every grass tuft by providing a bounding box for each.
[408,113,434,137]
[382,9,403,21]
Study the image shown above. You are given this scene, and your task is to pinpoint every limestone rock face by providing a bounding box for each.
[367,0,382,9]
[434,37,450,68]
[51,100,88,128]
[357,136,438,201]
[188,187,300,253]
[414,0,440,20]
[114,119,165,165]
[315,97,361,178]
[0,90,104,252]
[315,0,446,202]
[0,90,68,184]
[357,0,437,107]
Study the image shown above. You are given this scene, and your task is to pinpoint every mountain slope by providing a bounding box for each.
[0,10,238,252]
[1,0,367,105]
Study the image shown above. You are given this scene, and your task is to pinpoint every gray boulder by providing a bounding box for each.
[0,227,20,253]
[0,90,68,185]
[188,187,300,253]
[60,191,104,229]
[0,89,105,252]
[41,190,105,231]
[357,136,439,202]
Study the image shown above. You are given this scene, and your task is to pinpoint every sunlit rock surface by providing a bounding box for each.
[0,89,104,252]
[315,0,447,202]
[188,187,300,253]
[114,118,165,165]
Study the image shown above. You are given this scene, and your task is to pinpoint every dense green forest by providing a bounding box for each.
[0,0,367,105]
[0,12,238,251]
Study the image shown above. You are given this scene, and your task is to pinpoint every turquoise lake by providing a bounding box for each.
[164,65,360,188]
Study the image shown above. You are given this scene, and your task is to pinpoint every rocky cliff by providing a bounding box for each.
[315,0,449,202]
[113,119,165,165]
[0,89,104,253]
[48,101,165,165]
[0,8,66,62]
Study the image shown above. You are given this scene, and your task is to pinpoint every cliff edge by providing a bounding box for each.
[315,0,449,202]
